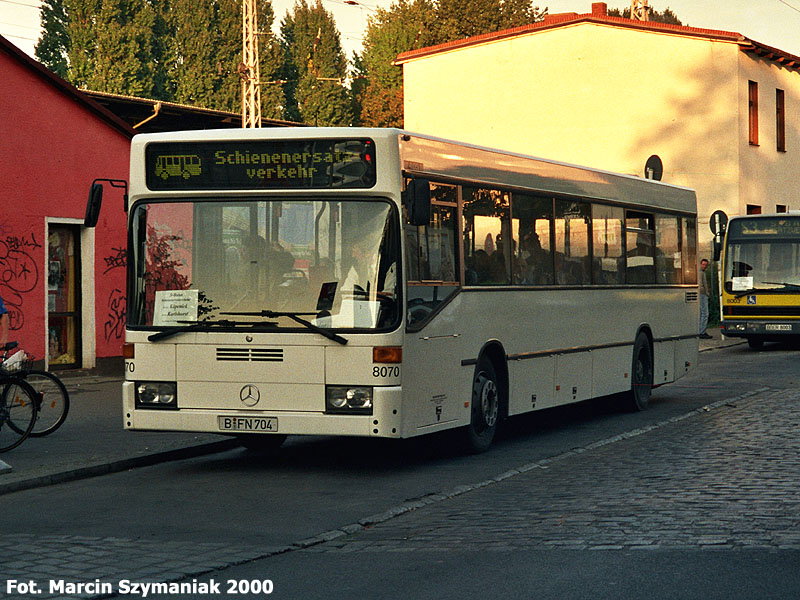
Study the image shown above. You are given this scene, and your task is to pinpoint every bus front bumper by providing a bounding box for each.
[722,320,800,338]
[122,381,403,438]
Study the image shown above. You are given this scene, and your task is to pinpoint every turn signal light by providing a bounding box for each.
[123,343,135,359]
[373,346,402,363]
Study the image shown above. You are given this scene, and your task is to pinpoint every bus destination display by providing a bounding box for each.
[729,217,800,239]
[145,139,376,190]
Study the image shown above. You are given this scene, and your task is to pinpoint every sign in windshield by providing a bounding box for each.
[145,139,376,190]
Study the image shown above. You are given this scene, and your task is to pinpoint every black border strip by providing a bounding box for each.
[460,334,698,366]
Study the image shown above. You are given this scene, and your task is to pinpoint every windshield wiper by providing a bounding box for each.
[762,281,800,291]
[222,310,348,345]
[733,281,800,298]
[148,319,274,342]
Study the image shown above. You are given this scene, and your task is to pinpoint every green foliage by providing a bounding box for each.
[354,0,544,127]
[607,5,683,25]
[432,0,543,42]
[35,0,70,78]
[37,0,284,118]
[280,0,351,125]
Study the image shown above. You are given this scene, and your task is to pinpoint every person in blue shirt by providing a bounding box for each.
[0,294,9,349]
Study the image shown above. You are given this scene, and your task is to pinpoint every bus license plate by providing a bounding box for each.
[218,416,278,432]
[765,324,791,331]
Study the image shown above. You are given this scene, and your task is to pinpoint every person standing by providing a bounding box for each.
[698,258,712,339]
[0,293,9,349]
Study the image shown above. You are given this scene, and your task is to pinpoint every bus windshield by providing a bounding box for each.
[129,198,401,332]
[724,239,800,293]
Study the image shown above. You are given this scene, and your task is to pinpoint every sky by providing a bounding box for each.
[1,0,800,63]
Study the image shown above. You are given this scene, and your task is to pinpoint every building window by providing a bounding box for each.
[746,204,762,215]
[777,88,786,152]
[749,81,759,146]
[776,204,787,213]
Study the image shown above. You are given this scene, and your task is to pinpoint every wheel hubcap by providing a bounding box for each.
[480,377,499,428]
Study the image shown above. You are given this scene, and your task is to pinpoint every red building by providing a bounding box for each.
[1,35,133,371]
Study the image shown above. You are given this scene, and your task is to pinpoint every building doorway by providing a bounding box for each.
[48,225,81,368]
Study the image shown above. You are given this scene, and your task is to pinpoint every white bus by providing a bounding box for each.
[87,128,699,452]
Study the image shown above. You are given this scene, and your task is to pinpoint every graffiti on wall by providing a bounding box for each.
[104,288,126,342]
[102,248,127,342]
[0,229,42,331]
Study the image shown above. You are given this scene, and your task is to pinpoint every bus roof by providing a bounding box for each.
[131,127,696,214]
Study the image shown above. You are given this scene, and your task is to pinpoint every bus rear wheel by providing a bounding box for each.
[464,357,500,453]
[627,332,653,412]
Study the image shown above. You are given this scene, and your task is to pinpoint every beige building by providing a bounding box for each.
[396,2,800,251]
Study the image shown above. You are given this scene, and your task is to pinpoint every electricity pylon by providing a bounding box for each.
[241,0,261,128]
[630,0,650,21]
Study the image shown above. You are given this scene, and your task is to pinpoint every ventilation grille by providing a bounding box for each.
[685,291,698,303]
[216,347,284,362]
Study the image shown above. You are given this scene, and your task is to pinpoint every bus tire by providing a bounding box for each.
[747,337,764,349]
[464,357,500,453]
[627,332,653,412]
[238,434,287,452]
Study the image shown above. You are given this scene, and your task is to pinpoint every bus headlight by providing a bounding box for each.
[135,382,178,409]
[326,386,373,414]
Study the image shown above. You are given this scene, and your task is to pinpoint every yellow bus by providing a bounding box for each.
[718,213,800,349]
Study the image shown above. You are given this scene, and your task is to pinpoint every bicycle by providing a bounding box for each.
[0,342,38,452]
[0,344,70,437]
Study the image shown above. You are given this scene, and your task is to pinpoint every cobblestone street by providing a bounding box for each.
[309,388,800,553]
[1,386,799,598]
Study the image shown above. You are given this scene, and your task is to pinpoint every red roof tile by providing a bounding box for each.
[394,8,800,72]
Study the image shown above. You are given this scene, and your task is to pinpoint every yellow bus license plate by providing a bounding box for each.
[218,416,278,432]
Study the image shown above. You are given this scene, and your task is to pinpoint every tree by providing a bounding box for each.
[432,0,544,43]
[61,0,159,97]
[35,0,70,78]
[354,0,544,127]
[607,5,683,25]
[280,0,351,125]
[354,0,435,127]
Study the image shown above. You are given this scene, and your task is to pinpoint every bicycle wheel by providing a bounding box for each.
[24,370,70,437]
[0,377,37,452]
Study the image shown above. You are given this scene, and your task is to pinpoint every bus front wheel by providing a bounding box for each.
[747,337,764,349]
[627,332,653,412]
[464,357,499,453]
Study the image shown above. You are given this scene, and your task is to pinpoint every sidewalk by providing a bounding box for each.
[0,374,238,494]
[699,326,745,352]
[1,331,740,494]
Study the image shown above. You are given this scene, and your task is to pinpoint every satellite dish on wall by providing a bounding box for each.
[645,155,663,181]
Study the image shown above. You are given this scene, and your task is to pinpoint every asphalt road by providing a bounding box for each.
[2,340,799,599]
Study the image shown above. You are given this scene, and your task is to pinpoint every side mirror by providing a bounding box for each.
[709,210,728,262]
[403,178,431,226]
[84,182,104,228]
[84,178,129,228]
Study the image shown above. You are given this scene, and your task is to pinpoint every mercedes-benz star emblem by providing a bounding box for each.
[239,384,260,407]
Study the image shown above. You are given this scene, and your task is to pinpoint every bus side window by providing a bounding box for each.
[462,187,512,285]
[655,214,681,284]
[405,182,459,329]
[626,211,656,284]
[682,217,698,284]
[555,199,591,285]
[512,193,554,285]
[591,204,624,285]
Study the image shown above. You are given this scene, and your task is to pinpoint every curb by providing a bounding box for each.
[0,439,240,496]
